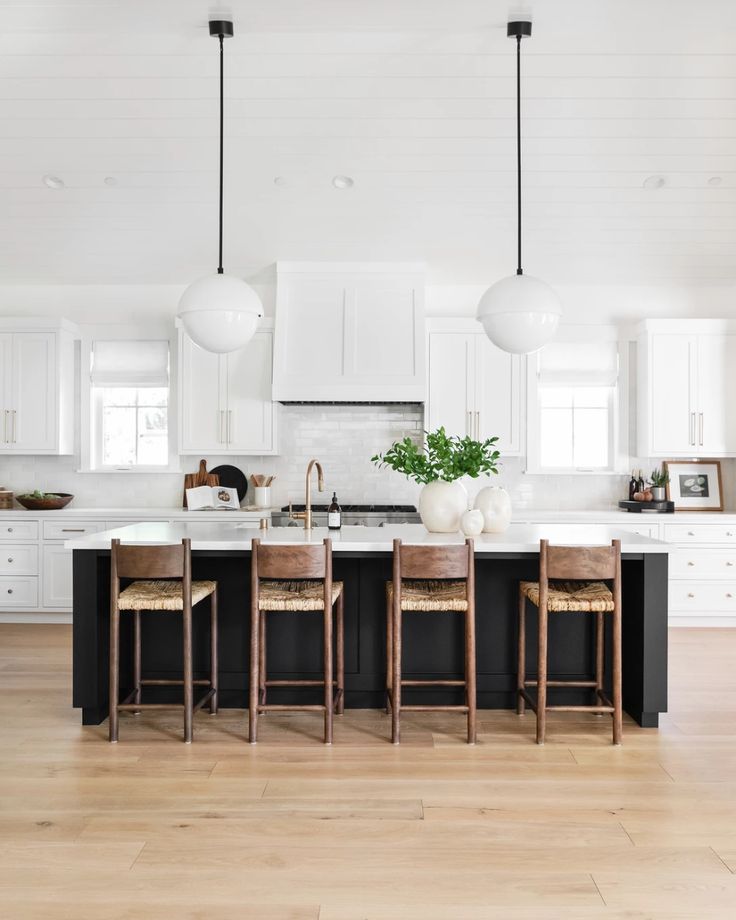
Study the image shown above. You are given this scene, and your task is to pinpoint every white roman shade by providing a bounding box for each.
[91,340,169,387]
[536,341,619,387]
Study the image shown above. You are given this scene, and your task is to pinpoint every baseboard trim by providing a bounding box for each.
[0,611,72,625]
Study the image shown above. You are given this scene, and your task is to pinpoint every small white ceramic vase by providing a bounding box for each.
[460,508,484,537]
[418,480,467,533]
[474,486,512,534]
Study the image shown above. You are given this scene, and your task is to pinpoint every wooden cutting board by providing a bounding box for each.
[182,459,220,508]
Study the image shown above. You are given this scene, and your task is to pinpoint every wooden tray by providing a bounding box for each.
[618,499,675,514]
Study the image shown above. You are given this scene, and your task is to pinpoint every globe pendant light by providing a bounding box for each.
[477,21,561,354]
[177,20,263,354]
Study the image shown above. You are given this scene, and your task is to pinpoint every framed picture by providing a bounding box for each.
[664,459,723,512]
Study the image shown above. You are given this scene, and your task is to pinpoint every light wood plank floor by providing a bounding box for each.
[1,624,736,919]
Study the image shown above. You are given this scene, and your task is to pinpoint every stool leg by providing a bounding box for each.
[536,603,548,745]
[391,602,402,745]
[385,594,393,715]
[323,603,333,744]
[248,607,259,744]
[259,611,267,708]
[612,602,623,745]
[109,602,120,743]
[517,589,526,716]
[595,611,604,717]
[336,591,345,715]
[465,605,477,745]
[183,604,193,743]
[133,610,141,713]
[210,588,218,715]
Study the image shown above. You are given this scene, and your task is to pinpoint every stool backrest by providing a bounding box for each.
[542,538,621,582]
[111,538,190,580]
[394,539,474,580]
[252,538,332,580]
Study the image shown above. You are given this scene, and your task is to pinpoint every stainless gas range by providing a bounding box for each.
[271,504,420,528]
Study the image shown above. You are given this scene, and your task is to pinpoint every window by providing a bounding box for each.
[89,340,171,470]
[527,340,625,474]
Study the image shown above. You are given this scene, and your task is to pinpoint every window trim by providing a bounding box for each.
[78,324,181,474]
[525,334,630,476]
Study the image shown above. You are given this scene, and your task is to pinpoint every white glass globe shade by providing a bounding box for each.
[477,273,562,354]
[178,273,263,354]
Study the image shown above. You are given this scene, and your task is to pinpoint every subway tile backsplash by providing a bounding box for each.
[3,403,724,512]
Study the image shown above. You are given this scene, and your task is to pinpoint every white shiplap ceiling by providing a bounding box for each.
[1,0,735,285]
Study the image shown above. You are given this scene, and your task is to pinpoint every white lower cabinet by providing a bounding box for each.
[0,576,38,607]
[42,544,73,608]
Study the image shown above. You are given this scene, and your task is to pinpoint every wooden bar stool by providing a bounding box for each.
[109,538,218,743]
[517,539,623,745]
[387,538,476,744]
[249,538,344,745]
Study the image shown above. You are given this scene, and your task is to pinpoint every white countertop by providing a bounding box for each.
[65,521,669,554]
[0,506,276,518]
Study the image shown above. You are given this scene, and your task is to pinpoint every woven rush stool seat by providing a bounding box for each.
[258,580,343,612]
[109,539,218,744]
[519,580,614,613]
[118,579,217,611]
[386,580,468,612]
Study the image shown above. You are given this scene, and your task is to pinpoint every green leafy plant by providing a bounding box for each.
[18,490,62,500]
[650,468,670,487]
[371,427,500,485]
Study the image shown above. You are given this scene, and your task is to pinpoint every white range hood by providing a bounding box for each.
[272,262,426,403]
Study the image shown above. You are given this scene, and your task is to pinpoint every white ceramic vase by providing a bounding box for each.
[418,480,467,533]
[474,486,512,533]
[460,509,484,537]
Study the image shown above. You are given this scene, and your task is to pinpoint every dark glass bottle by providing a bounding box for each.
[628,470,638,500]
[328,492,342,530]
[637,469,646,493]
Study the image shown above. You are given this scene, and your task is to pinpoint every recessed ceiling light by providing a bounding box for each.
[643,175,666,190]
[332,175,354,190]
[103,176,118,187]
[708,176,723,187]
[42,174,64,190]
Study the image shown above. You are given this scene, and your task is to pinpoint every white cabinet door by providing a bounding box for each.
[179,334,226,453]
[42,544,73,608]
[0,334,11,445]
[650,334,696,455]
[226,331,275,453]
[351,281,421,383]
[427,333,474,438]
[9,333,55,451]
[475,336,521,454]
[697,334,736,454]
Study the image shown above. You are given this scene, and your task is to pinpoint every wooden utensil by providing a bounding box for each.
[183,459,220,508]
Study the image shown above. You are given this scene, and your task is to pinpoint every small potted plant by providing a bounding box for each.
[650,467,670,501]
[372,427,500,533]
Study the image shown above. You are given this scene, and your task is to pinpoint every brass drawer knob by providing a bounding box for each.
[687,592,695,598]
[687,531,695,536]
[687,561,695,566]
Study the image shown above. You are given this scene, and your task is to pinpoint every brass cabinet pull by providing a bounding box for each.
[687,561,695,566]
[475,411,480,439]
[228,409,233,445]
[687,592,695,598]
[690,412,696,446]
[699,412,704,446]
[466,410,472,437]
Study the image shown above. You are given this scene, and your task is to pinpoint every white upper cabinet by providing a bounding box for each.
[272,263,425,402]
[638,320,736,457]
[427,321,522,455]
[178,327,277,455]
[0,319,76,455]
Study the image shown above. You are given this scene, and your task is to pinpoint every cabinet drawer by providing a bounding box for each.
[663,523,736,545]
[42,520,105,541]
[612,522,658,539]
[0,544,39,576]
[0,519,38,541]
[670,549,736,579]
[669,581,736,612]
[0,576,38,607]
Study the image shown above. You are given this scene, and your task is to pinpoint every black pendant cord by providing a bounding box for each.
[515,34,523,276]
[217,33,224,275]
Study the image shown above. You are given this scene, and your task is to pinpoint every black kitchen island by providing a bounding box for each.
[70,522,669,729]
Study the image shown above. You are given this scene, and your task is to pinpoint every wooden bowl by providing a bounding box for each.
[16,493,74,511]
